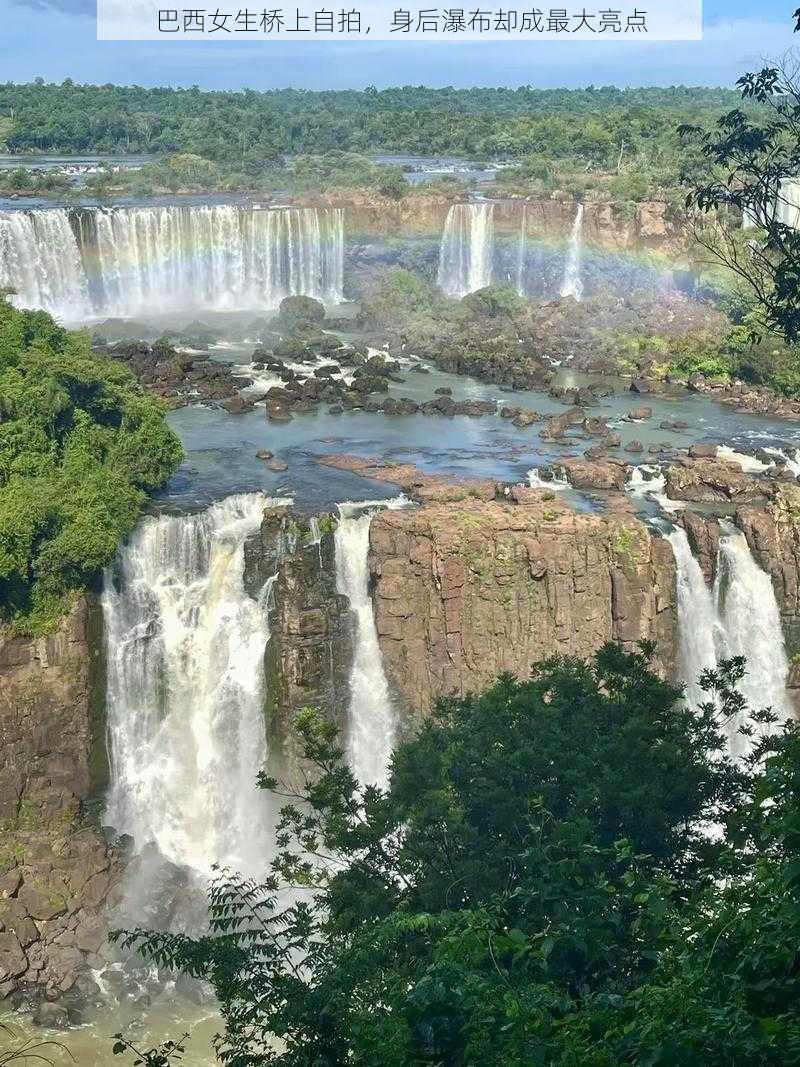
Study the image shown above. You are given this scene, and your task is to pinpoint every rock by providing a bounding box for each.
[665,459,767,503]
[73,917,106,955]
[256,450,274,461]
[32,1001,70,1029]
[369,497,676,712]
[584,417,610,436]
[0,931,27,979]
[0,870,22,898]
[0,901,38,947]
[18,882,67,922]
[559,457,628,490]
[624,440,644,453]
[221,395,254,415]
[630,379,651,394]
[627,407,652,421]
[268,460,289,472]
[434,387,453,396]
[328,405,343,415]
[267,407,292,423]
[688,443,717,459]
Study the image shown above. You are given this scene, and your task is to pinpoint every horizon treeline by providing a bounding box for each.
[0,80,743,164]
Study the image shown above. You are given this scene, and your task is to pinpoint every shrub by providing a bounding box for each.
[0,299,182,634]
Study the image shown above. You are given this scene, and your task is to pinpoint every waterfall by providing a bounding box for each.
[763,446,800,477]
[712,524,792,755]
[528,466,568,490]
[0,204,344,321]
[560,203,584,301]
[0,209,92,320]
[665,527,718,707]
[334,498,407,789]
[515,205,528,296]
[625,465,682,513]
[437,202,494,298]
[666,521,792,758]
[103,494,285,877]
[716,445,773,473]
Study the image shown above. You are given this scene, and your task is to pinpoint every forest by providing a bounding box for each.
[0,81,743,164]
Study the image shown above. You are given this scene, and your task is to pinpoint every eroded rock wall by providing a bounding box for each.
[370,495,677,714]
[0,598,120,1010]
[244,507,353,779]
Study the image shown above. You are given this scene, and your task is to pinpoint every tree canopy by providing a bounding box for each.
[0,297,182,634]
[114,647,800,1066]
[681,17,800,342]
[0,82,741,166]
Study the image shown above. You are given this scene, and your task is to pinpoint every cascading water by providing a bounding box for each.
[666,520,792,758]
[528,466,569,490]
[560,203,584,301]
[515,205,528,296]
[713,524,792,754]
[437,202,494,298]
[0,209,92,319]
[334,498,408,789]
[665,526,718,707]
[103,494,285,877]
[0,204,344,320]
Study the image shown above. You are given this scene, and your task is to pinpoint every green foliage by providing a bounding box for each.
[275,295,326,331]
[681,14,800,344]
[460,284,526,319]
[358,268,436,326]
[376,169,409,200]
[0,298,182,634]
[110,647,800,1066]
[0,82,743,164]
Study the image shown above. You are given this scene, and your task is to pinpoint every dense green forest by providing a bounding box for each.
[118,647,800,1066]
[0,298,182,635]
[0,81,743,163]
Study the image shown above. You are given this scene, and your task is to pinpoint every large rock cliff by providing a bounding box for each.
[369,491,677,713]
[0,599,120,1016]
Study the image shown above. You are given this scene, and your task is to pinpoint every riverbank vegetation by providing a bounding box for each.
[0,82,751,205]
[0,83,743,162]
[80,150,411,200]
[0,297,182,636]
[116,646,800,1065]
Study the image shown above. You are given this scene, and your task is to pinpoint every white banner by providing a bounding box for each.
[97,0,703,41]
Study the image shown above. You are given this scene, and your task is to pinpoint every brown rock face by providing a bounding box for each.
[665,459,768,504]
[0,600,120,1003]
[245,507,353,781]
[0,599,106,827]
[370,496,676,713]
[736,489,800,674]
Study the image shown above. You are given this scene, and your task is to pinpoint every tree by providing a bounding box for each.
[0,297,183,634]
[680,14,800,342]
[111,646,798,1066]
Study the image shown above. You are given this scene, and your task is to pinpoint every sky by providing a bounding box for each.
[1,0,798,90]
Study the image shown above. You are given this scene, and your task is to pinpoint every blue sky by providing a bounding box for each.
[2,0,798,89]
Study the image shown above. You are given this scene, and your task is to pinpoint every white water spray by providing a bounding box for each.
[528,466,569,490]
[665,526,718,707]
[334,498,408,789]
[666,521,792,758]
[103,494,286,876]
[0,209,92,319]
[560,203,584,302]
[713,524,792,755]
[437,202,494,298]
[0,204,344,320]
[515,205,528,296]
